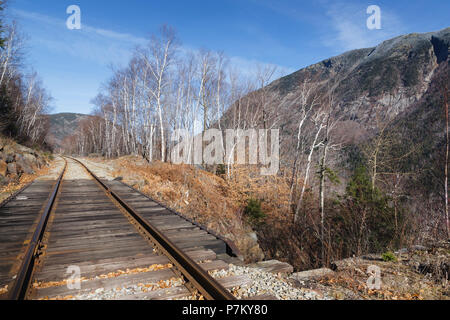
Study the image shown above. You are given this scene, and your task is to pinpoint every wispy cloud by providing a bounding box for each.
[322,2,406,53]
[11,8,147,66]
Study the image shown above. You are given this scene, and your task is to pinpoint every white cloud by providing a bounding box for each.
[11,8,146,66]
[11,8,293,76]
[322,2,406,52]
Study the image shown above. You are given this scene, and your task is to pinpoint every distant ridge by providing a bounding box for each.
[47,113,92,150]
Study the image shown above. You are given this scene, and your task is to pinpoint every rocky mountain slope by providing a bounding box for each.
[46,113,91,150]
[235,27,449,148]
[223,27,449,210]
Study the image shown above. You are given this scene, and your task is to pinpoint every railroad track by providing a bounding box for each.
[0,157,246,300]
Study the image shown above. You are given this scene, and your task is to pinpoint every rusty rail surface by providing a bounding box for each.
[8,158,67,300]
[71,157,236,300]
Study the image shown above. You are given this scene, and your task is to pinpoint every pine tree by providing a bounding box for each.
[335,165,401,256]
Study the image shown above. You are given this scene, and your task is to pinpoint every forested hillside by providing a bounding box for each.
[0,2,51,149]
[47,113,92,151]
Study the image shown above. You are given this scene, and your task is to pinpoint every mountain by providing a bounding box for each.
[46,113,91,150]
[222,27,449,210]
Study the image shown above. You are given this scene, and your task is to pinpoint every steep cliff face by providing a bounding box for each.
[221,27,448,161]
[264,27,449,146]
[221,27,449,216]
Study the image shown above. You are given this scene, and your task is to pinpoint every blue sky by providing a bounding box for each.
[6,0,450,114]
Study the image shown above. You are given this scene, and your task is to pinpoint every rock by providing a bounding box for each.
[37,158,47,168]
[0,175,7,186]
[330,257,365,271]
[291,268,335,281]
[236,231,265,262]
[17,161,34,175]
[7,163,17,175]
[16,156,35,175]
[114,177,124,181]
[15,154,24,162]
[248,232,258,242]
[411,245,428,252]
[5,154,14,163]
[0,160,7,177]
[23,153,37,166]
[361,254,383,261]
[249,260,294,274]
[127,179,146,188]
[16,145,34,154]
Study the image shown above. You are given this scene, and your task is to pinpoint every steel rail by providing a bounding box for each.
[0,181,34,209]
[116,180,243,259]
[71,157,236,300]
[8,158,67,300]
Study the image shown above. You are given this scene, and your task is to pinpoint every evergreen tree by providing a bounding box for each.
[331,165,402,256]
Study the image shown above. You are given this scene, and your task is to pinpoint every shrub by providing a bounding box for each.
[244,198,265,224]
[216,164,226,176]
[382,251,397,262]
[329,165,403,257]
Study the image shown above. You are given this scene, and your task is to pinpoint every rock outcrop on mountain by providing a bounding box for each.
[222,27,449,206]
[265,27,449,144]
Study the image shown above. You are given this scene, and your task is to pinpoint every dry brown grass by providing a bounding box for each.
[316,258,449,300]
[107,157,297,261]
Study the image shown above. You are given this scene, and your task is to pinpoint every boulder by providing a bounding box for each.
[248,232,258,242]
[16,145,34,154]
[37,158,47,168]
[0,175,6,186]
[16,159,34,175]
[249,260,294,274]
[411,245,428,252]
[7,163,17,175]
[291,268,335,281]
[15,154,24,162]
[0,160,7,177]
[5,154,14,163]
[23,153,37,166]
[236,232,265,262]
